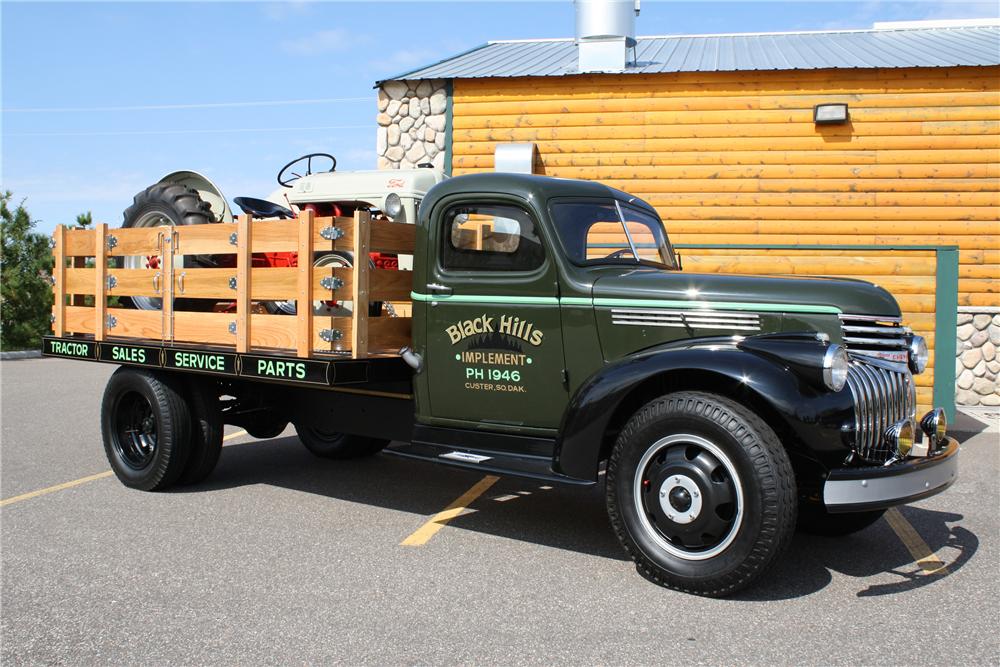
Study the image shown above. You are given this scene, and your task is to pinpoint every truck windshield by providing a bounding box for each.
[549,200,678,270]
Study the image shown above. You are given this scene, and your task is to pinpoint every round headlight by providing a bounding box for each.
[908,335,928,374]
[920,408,947,445]
[384,193,403,220]
[822,344,849,392]
[885,418,915,458]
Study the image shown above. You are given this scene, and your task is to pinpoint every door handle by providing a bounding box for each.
[426,283,453,296]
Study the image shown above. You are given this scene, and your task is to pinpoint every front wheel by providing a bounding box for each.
[293,421,388,459]
[607,391,796,597]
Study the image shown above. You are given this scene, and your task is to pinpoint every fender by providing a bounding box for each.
[553,338,856,481]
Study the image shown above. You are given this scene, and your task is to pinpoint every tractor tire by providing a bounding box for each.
[176,378,224,486]
[101,367,192,491]
[293,421,388,459]
[122,182,216,311]
[606,391,796,597]
[797,504,886,536]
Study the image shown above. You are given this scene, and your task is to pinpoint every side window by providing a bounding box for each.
[442,203,544,272]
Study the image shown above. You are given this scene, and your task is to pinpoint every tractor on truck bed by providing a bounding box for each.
[43,158,958,596]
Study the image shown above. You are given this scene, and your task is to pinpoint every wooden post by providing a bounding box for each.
[351,210,371,359]
[236,214,252,353]
[94,223,107,341]
[161,227,175,344]
[52,226,66,336]
[296,209,315,358]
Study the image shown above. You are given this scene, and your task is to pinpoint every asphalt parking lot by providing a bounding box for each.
[2,357,998,665]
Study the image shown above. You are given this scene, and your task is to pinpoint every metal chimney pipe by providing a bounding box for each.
[574,0,640,72]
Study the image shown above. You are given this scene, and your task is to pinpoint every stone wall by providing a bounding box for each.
[956,310,1000,406]
[376,79,448,171]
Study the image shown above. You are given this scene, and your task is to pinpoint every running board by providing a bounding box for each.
[383,442,594,486]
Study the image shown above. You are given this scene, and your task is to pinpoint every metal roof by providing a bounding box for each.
[379,26,1000,82]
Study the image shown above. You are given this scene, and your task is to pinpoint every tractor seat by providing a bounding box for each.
[233,196,295,220]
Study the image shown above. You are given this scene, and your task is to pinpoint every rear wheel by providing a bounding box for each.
[101,368,192,491]
[607,391,796,597]
[797,504,886,536]
[122,182,215,311]
[293,421,388,459]
[176,379,224,486]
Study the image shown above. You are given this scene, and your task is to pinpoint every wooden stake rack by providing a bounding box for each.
[50,210,414,359]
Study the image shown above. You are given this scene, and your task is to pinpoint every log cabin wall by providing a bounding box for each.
[448,65,1000,407]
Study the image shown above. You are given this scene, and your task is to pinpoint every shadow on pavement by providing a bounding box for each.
[185,435,979,598]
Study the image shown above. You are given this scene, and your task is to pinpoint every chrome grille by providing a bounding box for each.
[845,358,916,463]
[839,314,908,364]
[611,308,761,331]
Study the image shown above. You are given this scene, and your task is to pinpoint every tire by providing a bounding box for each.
[101,368,192,491]
[606,391,796,597]
[265,251,384,317]
[122,182,215,311]
[797,504,886,536]
[176,379,223,486]
[293,421,388,459]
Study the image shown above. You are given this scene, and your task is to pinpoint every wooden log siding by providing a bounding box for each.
[451,66,1000,312]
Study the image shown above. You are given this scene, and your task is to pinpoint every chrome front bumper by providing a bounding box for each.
[823,438,959,513]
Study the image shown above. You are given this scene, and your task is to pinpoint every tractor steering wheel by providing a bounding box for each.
[277,153,337,188]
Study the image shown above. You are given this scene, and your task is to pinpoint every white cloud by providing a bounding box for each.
[918,1,999,21]
[261,1,314,23]
[279,28,372,55]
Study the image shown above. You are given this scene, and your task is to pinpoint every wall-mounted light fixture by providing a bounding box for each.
[813,103,849,125]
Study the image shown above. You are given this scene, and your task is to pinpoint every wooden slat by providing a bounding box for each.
[104,308,163,340]
[370,220,416,254]
[297,209,314,358]
[162,228,175,343]
[236,214,251,353]
[52,226,66,336]
[94,224,107,342]
[369,317,412,353]
[352,210,371,359]
[62,228,97,256]
[371,269,413,301]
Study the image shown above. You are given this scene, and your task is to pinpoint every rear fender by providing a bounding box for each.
[553,344,855,481]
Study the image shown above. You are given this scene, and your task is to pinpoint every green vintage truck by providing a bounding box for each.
[44,171,958,596]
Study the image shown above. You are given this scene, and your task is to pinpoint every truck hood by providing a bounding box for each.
[591,269,901,317]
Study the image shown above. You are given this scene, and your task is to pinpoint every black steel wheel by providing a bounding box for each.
[293,421,388,459]
[176,378,224,486]
[797,503,886,536]
[607,391,796,597]
[101,368,192,491]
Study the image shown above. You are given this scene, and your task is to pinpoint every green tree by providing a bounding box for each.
[75,211,93,229]
[1,192,54,350]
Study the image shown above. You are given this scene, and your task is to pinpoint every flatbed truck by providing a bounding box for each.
[43,171,959,596]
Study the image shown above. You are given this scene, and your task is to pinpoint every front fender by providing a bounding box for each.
[554,343,855,481]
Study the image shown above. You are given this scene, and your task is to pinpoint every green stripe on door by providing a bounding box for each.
[411,292,840,314]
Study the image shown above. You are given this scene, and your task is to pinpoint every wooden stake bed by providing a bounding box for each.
[48,210,415,360]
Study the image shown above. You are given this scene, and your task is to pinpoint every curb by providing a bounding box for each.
[0,350,43,360]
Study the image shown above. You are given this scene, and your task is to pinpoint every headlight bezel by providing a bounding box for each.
[384,193,404,221]
[908,335,928,374]
[822,343,850,392]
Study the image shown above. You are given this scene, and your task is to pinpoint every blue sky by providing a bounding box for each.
[3,0,996,235]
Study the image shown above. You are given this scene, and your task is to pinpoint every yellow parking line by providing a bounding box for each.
[401,475,500,547]
[884,507,949,575]
[2,429,251,508]
[0,471,114,507]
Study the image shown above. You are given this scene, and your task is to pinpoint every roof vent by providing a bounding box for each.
[575,0,640,72]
